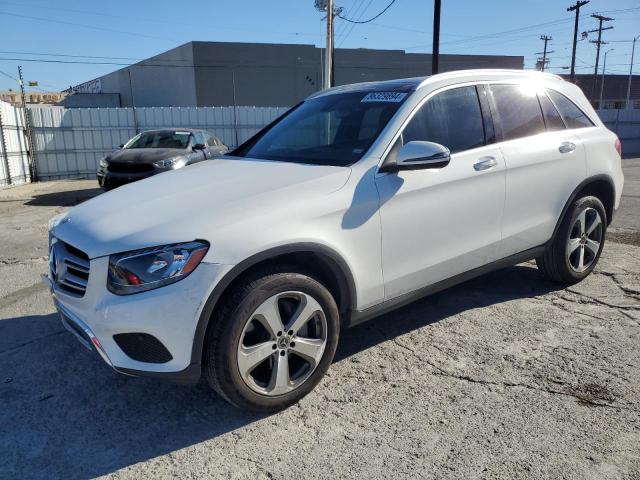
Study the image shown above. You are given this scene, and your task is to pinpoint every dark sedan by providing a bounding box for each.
[97,129,228,190]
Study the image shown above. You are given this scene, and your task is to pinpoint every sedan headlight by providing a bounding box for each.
[99,158,108,168]
[153,156,187,169]
[107,241,209,295]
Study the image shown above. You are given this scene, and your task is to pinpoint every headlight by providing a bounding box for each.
[107,241,209,295]
[99,158,108,168]
[153,156,187,169]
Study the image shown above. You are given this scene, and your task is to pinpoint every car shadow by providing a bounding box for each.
[24,187,103,207]
[0,264,563,479]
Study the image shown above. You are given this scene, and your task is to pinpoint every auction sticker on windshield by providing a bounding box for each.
[361,92,407,103]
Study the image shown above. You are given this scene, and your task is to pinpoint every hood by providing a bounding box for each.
[106,148,187,165]
[52,157,351,258]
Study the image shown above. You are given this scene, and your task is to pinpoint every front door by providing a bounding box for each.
[375,85,506,300]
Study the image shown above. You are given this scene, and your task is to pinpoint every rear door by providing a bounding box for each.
[489,83,587,258]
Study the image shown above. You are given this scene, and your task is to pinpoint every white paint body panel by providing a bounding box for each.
[47,69,623,375]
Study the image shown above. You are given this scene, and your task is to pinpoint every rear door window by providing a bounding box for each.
[538,92,566,131]
[546,89,594,129]
[489,84,546,141]
[402,85,485,154]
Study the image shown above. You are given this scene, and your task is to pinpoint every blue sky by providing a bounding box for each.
[0,0,638,92]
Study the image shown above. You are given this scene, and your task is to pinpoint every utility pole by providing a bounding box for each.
[598,48,614,109]
[536,35,554,71]
[325,0,334,89]
[626,35,639,109]
[588,13,614,101]
[17,66,37,182]
[567,0,589,82]
[0,101,10,185]
[127,68,139,134]
[432,0,441,74]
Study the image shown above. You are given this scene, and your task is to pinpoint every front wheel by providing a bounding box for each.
[204,268,340,412]
[536,195,606,284]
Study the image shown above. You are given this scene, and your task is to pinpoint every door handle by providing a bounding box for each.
[473,156,498,171]
[559,141,576,154]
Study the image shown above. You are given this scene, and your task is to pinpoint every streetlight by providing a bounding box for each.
[626,35,639,109]
[599,48,614,110]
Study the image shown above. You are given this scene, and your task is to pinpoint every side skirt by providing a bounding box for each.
[347,244,547,328]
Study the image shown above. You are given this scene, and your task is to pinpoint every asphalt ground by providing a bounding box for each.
[1,160,639,479]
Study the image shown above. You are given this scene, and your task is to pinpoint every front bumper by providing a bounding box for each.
[97,170,154,189]
[45,257,231,384]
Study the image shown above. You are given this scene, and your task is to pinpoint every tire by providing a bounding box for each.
[204,266,340,412]
[536,195,607,284]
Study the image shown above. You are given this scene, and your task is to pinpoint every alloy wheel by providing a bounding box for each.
[566,207,603,273]
[237,291,327,396]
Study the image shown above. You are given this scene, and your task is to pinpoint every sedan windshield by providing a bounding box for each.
[231,91,409,167]
[125,131,191,149]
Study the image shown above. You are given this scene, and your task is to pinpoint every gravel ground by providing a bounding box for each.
[1,162,639,480]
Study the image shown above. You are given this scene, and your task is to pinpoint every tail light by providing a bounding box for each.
[615,137,622,157]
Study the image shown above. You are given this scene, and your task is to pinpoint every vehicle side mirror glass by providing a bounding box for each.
[192,143,205,151]
[383,141,451,172]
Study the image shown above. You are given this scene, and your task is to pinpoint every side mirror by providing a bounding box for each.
[119,144,124,149]
[192,143,205,151]
[383,141,451,172]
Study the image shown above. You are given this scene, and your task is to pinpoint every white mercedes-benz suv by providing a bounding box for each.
[45,70,624,411]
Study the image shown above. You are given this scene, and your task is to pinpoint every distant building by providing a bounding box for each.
[561,74,640,109]
[0,90,66,107]
[65,41,524,108]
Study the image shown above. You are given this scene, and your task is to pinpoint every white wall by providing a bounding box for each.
[0,101,31,186]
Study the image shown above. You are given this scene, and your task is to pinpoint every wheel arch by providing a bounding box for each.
[190,243,357,367]
[552,174,616,240]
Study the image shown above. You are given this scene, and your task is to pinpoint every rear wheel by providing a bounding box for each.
[204,268,340,412]
[536,195,606,284]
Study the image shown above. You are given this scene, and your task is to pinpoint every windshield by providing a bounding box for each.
[125,131,191,149]
[231,91,409,167]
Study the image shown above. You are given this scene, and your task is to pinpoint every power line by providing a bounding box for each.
[338,0,398,24]
[337,0,374,47]
[335,0,366,43]
[0,11,176,42]
[0,68,54,92]
[0,0,319,38]
[0,50,145,61]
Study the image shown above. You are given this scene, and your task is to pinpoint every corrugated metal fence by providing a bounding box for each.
[0,102,288,184]
[1,101,639,187]
[597,109,640,157]
[0,101,31,187]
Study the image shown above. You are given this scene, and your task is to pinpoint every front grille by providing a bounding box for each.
[107,162,154,173]
[50,239,90,297]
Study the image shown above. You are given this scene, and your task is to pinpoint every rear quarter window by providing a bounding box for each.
[538,92,566,131]
[546,89,594,129]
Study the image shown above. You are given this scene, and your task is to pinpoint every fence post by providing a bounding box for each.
[232,69,239,147]
[0,104,10,185]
